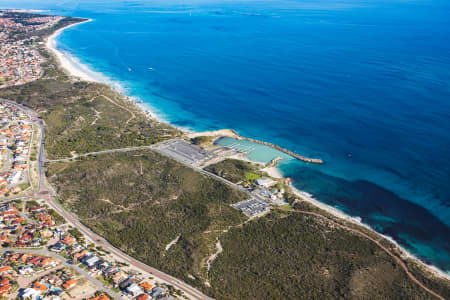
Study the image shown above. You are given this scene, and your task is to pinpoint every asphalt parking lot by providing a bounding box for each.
[232,198,269,217]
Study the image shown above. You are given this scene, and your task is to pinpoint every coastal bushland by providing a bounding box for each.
[205,158,263,183]
[1,15,449,300]
[208,210,444,299]
[47,150,248,282]
[0,51,180,159]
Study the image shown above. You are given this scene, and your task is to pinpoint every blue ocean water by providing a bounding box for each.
[3,0,450,273]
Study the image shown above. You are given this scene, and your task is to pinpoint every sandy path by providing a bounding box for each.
[165,234,181,251]
[204,239,223,287]
[100,94,135,124]
[206,239,223,272]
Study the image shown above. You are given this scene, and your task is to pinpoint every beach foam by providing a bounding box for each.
[45,19,170,125]
[290,185,450,279]
[45,16,450,281]
[47,20,128,93]
[46,20,100,82]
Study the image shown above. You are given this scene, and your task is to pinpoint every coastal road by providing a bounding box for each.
[0,247,121,298]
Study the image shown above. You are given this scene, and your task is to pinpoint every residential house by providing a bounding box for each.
[140,281,152,292]
[151,287,165,299]
[32,280,48,293]
[62,278,77,290]
[0,277,10,297]
[18,265,34,275]
[82,254,99,268]
[137,294,148,300]
[20,287,41,300]
[73,249,88,261]
[87,294,110,300]
[0,265,11,275]
[49,241,64,252]
[126,283,143,296]
[111,270,127,286]
[118,277,134,290]
[61,234,75,245]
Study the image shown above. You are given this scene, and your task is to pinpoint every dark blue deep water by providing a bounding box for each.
[3,0,450,273]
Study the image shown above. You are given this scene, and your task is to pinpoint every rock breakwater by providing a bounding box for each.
[226,130,324,164]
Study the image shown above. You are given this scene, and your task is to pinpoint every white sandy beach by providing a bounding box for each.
[46,19,168,123]
[45,19,99,82]
[46,19,450,282]
[261,166,283,178]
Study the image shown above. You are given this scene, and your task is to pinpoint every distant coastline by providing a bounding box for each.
[45,18,450,281]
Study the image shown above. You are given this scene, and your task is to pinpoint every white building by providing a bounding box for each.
[7,171,21,184]
[126,283,143,296]
[20,288,41,299]
[255,178,276,188]
[83,255,100,268]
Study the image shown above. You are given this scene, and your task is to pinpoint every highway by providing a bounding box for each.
[0,99,444,300]
[0,99,212,300]
[42,193,211,300]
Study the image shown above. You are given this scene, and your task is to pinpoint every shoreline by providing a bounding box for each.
[46,19,97,82]
[45,19,450,281]
[289,185,450,281]
[45,18,169,125]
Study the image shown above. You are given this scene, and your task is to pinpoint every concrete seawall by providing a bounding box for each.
[227,130,324,164]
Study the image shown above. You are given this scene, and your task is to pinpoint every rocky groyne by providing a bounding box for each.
[193,128,324,164]
[266,156,283,168]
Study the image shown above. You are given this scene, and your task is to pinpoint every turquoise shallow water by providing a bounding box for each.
[218,136,450,272]
[215,137,293,164]
[2,0,450,273]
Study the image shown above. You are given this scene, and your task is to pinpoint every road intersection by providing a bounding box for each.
[0,99,211,300]
[0,98,445,300]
